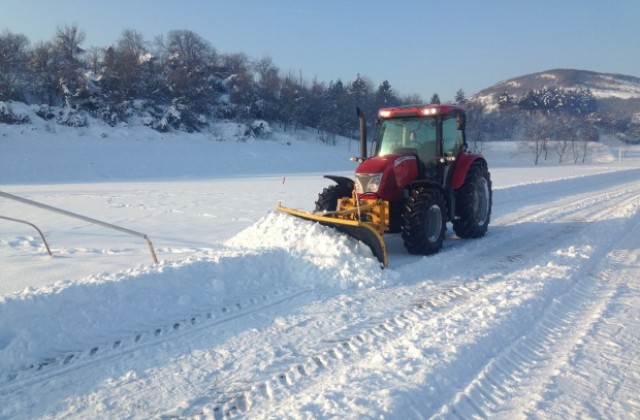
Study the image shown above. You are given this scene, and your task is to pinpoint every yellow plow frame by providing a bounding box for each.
[276,197,389,267]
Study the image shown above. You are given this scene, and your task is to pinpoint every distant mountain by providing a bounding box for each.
[475,69,640,100]
[473,69,640,118]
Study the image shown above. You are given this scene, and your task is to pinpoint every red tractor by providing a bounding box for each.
[277,104,492,267]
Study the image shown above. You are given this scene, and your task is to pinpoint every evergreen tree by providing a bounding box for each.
[496,91,516,109]
[349,74,375,123]
[454,89,466,105]
[375,80,399,107]
[349,74,370,109]
[430,93,441,104]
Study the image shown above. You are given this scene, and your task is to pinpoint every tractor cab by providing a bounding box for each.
[374,104,466,186]
[354,104,467,203]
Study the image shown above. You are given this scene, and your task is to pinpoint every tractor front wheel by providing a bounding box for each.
[401,187,446,255]
[315,184,352,212]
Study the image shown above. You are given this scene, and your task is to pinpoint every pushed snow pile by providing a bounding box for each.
[0,213,385,373]
[0,257,225,372]
[226,212,385,288]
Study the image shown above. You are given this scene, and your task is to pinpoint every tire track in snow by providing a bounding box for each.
[494,179,640,226]
[190,281,489,419]
[430,185,640,419]
[0,287,314,398]
[432,262,616,419]
[520,222,640,418]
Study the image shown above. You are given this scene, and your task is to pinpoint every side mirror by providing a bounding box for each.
[456,114,466,130]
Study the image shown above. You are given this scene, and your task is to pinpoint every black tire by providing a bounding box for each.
[401,187,447,255]
[315,184,353,212]
[388,200,404,233]
[452,162,492,238]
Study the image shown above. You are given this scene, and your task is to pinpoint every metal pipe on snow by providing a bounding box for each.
[0,191,159,264]
[0,215,53,256]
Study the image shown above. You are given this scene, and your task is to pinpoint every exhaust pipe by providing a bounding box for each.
[357,107,367,160]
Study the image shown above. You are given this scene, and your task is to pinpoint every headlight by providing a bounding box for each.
[356,173,383,194]
[368,173,382,192]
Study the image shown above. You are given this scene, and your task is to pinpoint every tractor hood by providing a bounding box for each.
[355,154,419,201]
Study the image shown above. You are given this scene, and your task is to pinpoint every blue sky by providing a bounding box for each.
[2,0,639,101]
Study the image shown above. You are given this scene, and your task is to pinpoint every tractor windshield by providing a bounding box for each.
[378,117,438,162]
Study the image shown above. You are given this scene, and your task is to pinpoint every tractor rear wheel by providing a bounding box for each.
[401,187,446,255]
[453,162,492,238]
[315,184,352,212]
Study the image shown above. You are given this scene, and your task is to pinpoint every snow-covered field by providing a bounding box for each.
[1,111,640,419]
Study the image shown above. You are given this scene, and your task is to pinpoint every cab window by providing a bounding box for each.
[378,118,437,157]
[442,115,463,156]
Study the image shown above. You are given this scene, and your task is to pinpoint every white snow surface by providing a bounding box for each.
[1,108,640,419]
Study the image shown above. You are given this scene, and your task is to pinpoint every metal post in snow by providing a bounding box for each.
[619,149,623,166]
[279,176,286,206]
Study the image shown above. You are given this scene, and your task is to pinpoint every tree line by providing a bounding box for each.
[0,25,441,140]
[459,87,610,164]
[2,25,637,159]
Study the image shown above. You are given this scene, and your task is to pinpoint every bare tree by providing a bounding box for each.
[54,24,85,61]
[27,41,59,105]
[220,53,254,119]
[493,92,520,140]
[84,46,103,73]
[118,29,146,57]
[51,25,86,104]
[219,52,249,78]
[403,93,423,104]
[252,55,280,120]
[108,30,148,100]
[155,29,218,128]
[578,115,599,162]
[523,112,552,165]
[465,99,489,153]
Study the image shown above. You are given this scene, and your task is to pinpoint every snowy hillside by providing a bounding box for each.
[473,69,640,128]
[474,68,640,102]
[1,110,640,418]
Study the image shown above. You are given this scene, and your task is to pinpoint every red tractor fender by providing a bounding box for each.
[451,153,486,190]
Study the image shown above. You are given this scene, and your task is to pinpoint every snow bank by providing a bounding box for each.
[226,212,386,288]
[0,212,385,373]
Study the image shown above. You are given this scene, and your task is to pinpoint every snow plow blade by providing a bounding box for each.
[276,205,388,268]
